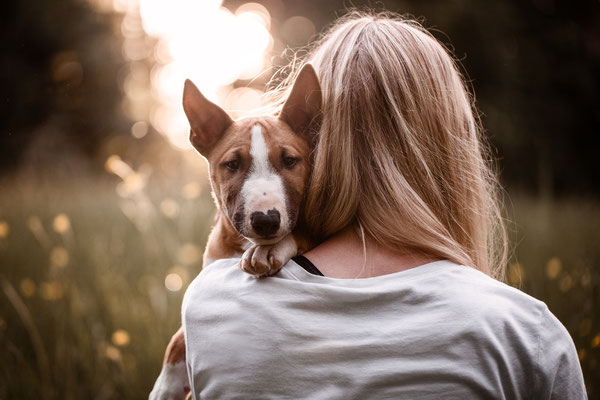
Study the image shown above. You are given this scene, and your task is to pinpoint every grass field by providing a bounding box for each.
[0,166,598,399]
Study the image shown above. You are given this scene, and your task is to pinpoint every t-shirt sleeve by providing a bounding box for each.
[534,306,587,399]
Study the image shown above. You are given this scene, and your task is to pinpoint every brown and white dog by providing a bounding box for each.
[149,64,321,400]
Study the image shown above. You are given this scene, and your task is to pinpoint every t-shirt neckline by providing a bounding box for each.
[282,258,460,286]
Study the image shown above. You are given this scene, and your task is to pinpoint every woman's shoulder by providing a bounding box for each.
[441,263,586,394]
[411,262,585,397]
[413,263,567,356]
[436,262,547,315]
[436,264,569,344]
[183,258,247,302]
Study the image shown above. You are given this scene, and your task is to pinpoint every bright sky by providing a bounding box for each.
[99,0,274,150]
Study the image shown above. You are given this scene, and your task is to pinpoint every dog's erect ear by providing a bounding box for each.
[279,63,322,137]
[183,79,233,157]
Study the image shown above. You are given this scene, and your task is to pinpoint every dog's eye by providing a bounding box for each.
[225,160,240,171]
[282,156,298,169]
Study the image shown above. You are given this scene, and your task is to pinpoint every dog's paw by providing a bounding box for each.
[240,244,275,277]
[239,234,298,278]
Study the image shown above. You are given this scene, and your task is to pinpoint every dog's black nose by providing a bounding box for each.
[250,210,280,237]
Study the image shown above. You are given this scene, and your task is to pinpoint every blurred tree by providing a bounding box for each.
[0,0,130,174]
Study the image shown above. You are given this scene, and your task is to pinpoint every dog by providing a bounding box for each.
[149,64,321,400]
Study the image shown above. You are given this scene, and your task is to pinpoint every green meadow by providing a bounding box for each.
[0,166,598,399]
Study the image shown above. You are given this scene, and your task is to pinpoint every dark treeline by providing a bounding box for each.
[2,0,599,197]
[1,0,129,174]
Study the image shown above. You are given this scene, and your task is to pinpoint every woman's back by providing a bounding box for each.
[183,258,585,399]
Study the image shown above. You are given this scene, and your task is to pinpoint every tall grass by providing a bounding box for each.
[0,168,214,399]
[0,170,598,398]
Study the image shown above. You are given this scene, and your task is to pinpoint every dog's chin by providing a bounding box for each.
[247,233,289,246]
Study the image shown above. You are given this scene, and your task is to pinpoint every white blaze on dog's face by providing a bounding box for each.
[182,64,321,244]
[241,125,289,242]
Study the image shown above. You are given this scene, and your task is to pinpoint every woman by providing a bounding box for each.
[182,12,586,399]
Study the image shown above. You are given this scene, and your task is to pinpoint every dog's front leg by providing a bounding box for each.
[149,327,190,400]
[240,233,299,277]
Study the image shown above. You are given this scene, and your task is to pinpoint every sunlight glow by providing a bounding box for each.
[118,0,273,150]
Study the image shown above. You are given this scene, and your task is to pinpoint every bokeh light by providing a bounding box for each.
[546,257,562,280]
[507,262,524,285]
[159,198,180,219]
[164,266,190,292]
[112,329,131,347]
[0,220,9,238]
[164,273,183,292]
[53,214,71,234]
[20,279,36,298]
[130,121,149,138]
[40,281,65,301]
[280,16,316,47]
[181,182,201,199]
[105,345,122,362]
[50,246,70,269]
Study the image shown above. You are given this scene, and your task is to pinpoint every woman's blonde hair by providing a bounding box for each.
[271,11,508,279]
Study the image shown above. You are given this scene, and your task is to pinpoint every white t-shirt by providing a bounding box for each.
[182,258,587,399]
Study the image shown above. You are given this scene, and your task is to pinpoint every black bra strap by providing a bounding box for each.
[292,255,324,276]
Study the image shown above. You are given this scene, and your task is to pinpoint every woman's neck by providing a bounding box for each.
[303,227,438,279]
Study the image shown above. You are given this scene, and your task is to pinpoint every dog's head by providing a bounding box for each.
[183,64,321,245]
